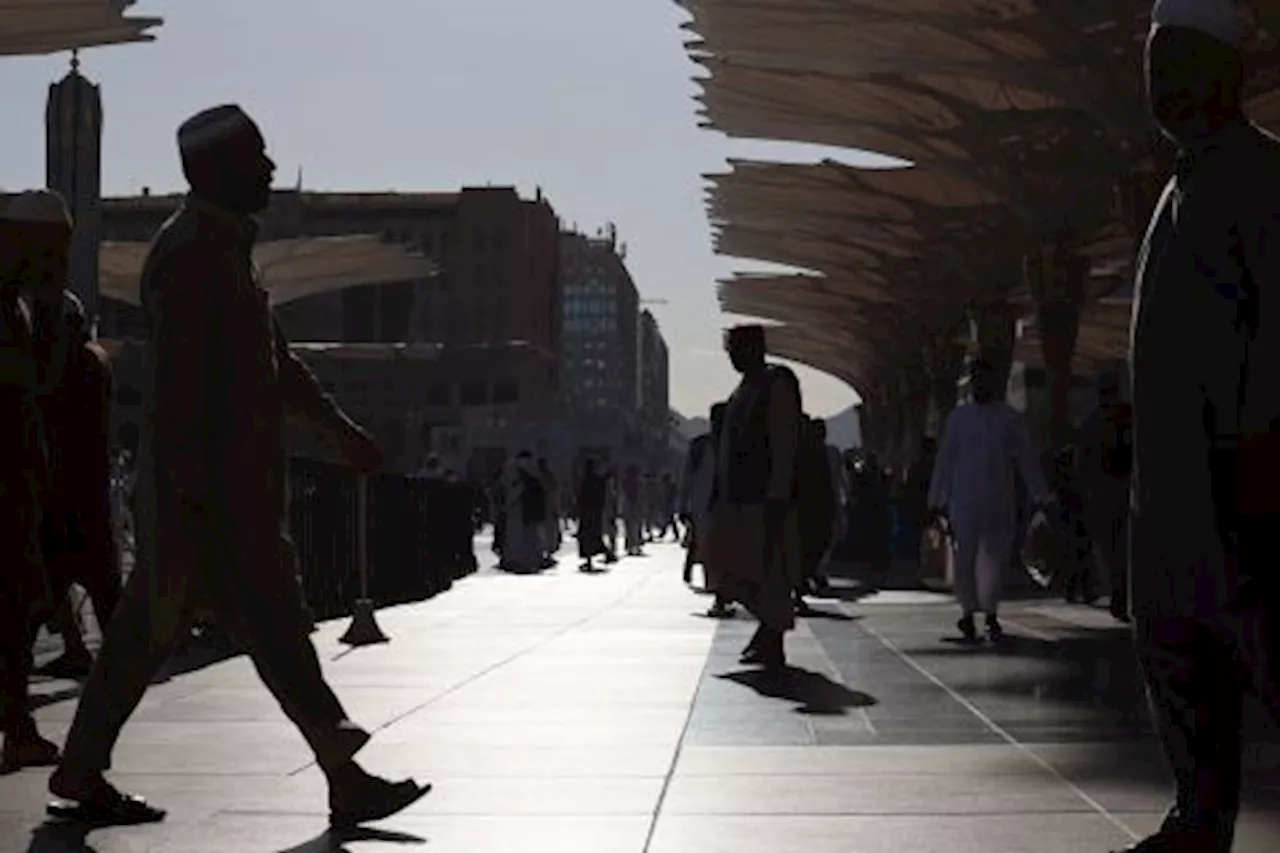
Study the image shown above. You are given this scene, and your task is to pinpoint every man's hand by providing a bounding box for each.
[339,424,384,473]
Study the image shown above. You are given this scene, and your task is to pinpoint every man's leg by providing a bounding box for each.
[52,551,191,790]
[951,536,980,640]
[1130,615,1243,852]
[226,540,427,828]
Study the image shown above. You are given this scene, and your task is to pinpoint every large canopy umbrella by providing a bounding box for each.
[98,234,437,308]
[0,0,161,56]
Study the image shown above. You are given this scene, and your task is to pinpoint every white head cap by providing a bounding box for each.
[177,104,256,155]
[1152,0,1257,48]
[1,189,73,227]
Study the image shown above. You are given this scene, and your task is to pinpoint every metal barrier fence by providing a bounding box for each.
[286,458,475,622]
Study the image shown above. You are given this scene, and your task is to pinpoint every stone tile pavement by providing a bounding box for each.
[3,542,1278,852]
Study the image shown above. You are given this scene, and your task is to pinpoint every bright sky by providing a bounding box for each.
[0,0,887,418]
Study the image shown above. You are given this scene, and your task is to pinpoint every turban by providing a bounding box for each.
[1152,0,1257,48]
[178,104,257,155]
[1,189,72,228]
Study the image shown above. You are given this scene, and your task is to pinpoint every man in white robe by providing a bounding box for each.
[928,358,1050,643]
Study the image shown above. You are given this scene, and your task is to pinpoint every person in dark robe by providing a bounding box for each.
[1077,371,1134,622]
[30,286,122,680]
[1123,4,1280,852]
[705,325,801,669]
[575,458,608,571]
[0,192,61,773]
[795,416,837,613]
[601,465,620,562]
[46,106,427,826]
[678,402,727,603]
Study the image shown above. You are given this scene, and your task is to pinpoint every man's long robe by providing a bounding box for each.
[1128,123,1280,847]
[59,196,367,774]
[928,401,1048,614]
[707,366,801,632]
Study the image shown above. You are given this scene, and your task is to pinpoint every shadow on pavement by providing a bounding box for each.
[25,821,425,853]
[277,826,426,853]
[720,667,878,716]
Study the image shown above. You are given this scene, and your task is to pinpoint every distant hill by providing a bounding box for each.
[675,412,709,441]
[824,405,862,449]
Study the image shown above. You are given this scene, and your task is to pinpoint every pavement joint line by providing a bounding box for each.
[807,619,872,739]
[287,552,672,777]
[856,619,1142,843]
[639,597,717,853]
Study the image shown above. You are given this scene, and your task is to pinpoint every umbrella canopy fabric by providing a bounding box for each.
[99,234,436,307]
[0,0,161,57]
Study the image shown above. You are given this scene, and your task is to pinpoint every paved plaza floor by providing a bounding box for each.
[4,541,1280,852]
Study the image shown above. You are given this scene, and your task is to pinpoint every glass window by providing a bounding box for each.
[492,381,519,404]
[424,384,451,406]
[460,382,488,406]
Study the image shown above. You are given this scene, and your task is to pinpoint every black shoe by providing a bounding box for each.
[2,732,61,774]
[985,615,1005,643]
[329,775,431,830]
[36,653,93,681]
[957,615,979,644]
[47,774,166,826]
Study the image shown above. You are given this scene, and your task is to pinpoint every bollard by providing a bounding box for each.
[340,473,389,646]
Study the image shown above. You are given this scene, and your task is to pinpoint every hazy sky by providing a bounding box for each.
[0,0,882,417]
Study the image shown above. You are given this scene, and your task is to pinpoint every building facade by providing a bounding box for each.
[97,186,562,471]
[558,226,640,414]
[639,310,670,427]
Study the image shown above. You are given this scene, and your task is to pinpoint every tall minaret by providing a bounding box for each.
[46,50,104,321]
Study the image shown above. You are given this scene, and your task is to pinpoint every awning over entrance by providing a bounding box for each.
[0,1,161,57]
[99,234,437,307]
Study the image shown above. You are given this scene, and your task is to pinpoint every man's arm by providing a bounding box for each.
[1012,413,1051,505]
[927,410,959,513]
[765,374,801,502]
[273,319,359,440]
[146,248,215,508]
[1235,186,1280,515]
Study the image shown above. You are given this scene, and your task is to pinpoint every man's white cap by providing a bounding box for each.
[0,189,73,227]
[1152,0,1257,48]
[177,104,256,155]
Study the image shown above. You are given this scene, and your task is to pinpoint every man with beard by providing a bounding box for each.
[46,105,427,827]
[1124,2,1280,850]
[707,325,801,669]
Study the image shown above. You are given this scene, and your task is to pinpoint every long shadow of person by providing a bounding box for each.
[720,667,878,716]
[27,821,98,853]
[26,821,424,853]
[277,826,426,853]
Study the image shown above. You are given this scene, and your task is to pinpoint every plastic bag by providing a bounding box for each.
[919,525,951,586]
[1021,509,1056,589]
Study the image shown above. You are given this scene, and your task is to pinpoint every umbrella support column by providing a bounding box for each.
[341,475,389,646]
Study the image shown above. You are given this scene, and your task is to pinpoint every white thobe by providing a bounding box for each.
[928,401,1048,614]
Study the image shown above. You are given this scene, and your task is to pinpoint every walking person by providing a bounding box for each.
[1077,371,1133,623]
[706,325,802,669]
[575,458,609,571]
[0,193,61,774]
[1122,5,1280,851]
[927,357,1052,644]
[45,106,427,826]
[679,402,733,617]
[621,464,645,556]
[28,269,122,680]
